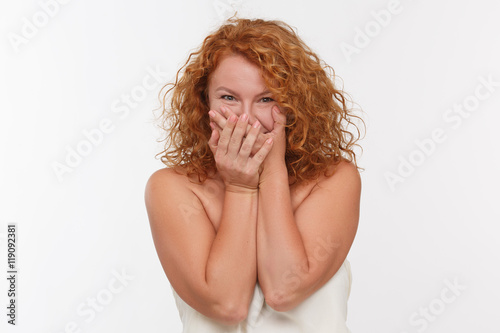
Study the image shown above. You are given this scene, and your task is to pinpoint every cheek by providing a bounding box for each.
[208,98,220,111]
[207,92,225,112]
[256,109,275,133]
[209,100,243,119]
[208,98,235,114]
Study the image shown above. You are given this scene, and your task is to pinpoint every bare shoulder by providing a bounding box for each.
[145,166,191,196]
[144,166,241,323]
[144,166,198,221]
[315,159,362,192]
[146,165,189,184]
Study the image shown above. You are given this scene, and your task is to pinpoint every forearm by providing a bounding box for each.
[257,165,309,304]
[205,188,258,317]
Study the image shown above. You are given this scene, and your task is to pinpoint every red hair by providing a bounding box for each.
[155,18,365,184]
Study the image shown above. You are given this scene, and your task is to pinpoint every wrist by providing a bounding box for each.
[259,162,288,187]
[224,183,259,194]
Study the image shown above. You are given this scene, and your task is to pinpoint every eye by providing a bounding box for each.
[221,95,235,101]
[260,97,274,103]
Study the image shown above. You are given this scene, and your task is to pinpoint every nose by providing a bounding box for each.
[241,103,257,126]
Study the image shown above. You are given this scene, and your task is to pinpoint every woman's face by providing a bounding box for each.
[207,54,278,133]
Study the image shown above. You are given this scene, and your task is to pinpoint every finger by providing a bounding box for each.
[210,119,223,133]
[271,106,287,133]
[250,132,269,156]
[238,120,261,160]
[221,106,253,136]
[220,105,234,119]
[249,137,274,168]
[226,113,248,158]
[209,121,221,144]
[208,128,220,156]
[209,109,227,131]
[217,114,237,156]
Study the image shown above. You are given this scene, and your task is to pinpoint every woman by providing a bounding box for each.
[145,18,364,332]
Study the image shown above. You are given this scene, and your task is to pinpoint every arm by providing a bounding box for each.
[208,105,361,311]
[145,169,258,325]
[255,107,361,312]
[257,160,361,311]
[145,113,273,325]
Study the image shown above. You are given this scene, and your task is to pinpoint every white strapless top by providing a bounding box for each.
[171,260,353,333]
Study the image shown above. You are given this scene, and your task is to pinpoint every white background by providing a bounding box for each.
[1,0,499,332]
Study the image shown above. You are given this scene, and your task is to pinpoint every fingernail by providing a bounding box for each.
[229,115,237,122]
[253,121,260,129]
[209,110,215,117]
[241,113,248,121]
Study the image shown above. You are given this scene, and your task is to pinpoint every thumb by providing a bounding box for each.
[271,106,286,134]
[208,128,219,156]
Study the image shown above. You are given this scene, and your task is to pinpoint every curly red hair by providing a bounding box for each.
[155,18,365,184]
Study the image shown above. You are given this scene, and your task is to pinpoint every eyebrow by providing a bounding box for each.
[215,86,271,97]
